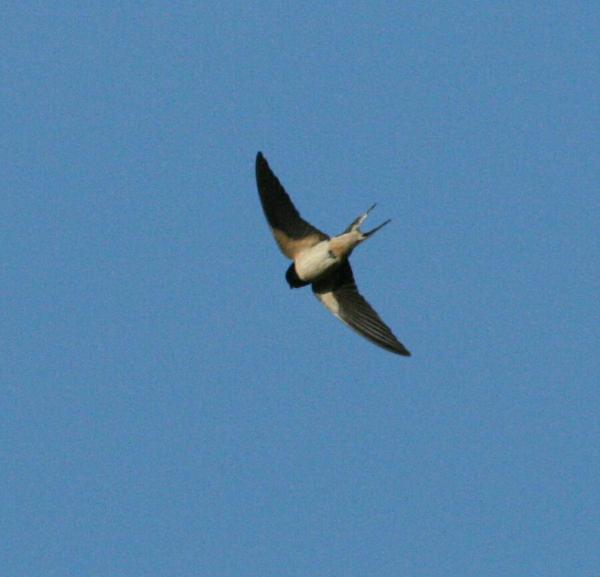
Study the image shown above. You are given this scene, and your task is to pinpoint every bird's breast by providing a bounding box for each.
[294,241,340,282]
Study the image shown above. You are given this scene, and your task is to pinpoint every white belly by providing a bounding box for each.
[295,241,340,282]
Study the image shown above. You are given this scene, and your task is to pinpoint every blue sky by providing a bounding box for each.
[3,2,599,576]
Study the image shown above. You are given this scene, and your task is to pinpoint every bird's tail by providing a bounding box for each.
[363,218,391,238]
[345,203,391,238]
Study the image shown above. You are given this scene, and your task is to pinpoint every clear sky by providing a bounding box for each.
[3,2,599,576]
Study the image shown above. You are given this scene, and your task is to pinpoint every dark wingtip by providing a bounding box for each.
[256,152,267,178]
[256,151,271,177]
[393,343,411,356]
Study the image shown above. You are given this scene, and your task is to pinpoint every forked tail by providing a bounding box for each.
[345,203,391,238]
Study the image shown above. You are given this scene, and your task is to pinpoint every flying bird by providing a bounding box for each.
[255,152,411,356]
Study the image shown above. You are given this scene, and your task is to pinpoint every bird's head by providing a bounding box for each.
[285,263,310,289]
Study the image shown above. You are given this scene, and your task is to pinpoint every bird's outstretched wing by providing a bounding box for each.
[256,152,328,259]
[312,261,411,356]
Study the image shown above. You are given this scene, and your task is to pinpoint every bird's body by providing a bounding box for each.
[293,232,361,282]
[294,239,339,282]
[255,152,411,356]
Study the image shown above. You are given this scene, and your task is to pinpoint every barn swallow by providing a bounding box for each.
[255,152,411,356]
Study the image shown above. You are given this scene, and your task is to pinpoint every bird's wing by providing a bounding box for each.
[256,152,328,259]
[312,261,411,356]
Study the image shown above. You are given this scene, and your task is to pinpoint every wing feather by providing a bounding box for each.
[312,262,411,356]
[256,152,328,259]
